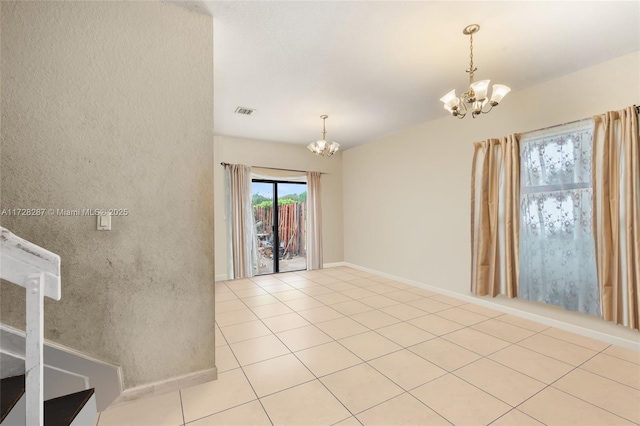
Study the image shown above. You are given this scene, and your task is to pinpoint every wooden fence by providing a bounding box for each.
[254,203,306,257]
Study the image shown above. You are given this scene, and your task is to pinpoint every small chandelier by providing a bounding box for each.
[440,24,511,119]
[307,115,340,157]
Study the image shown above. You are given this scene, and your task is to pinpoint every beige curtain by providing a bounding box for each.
[306,171,323,270]
[470,135,520,297]
[592,106,640,330]
[224,164,255,279]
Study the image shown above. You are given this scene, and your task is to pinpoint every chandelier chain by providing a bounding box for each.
[468,32,475,84]
[322,117,327,139]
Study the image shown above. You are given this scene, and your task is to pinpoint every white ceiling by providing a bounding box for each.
[176,1,640,149]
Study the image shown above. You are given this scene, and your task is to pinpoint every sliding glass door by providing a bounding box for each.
[252,181,275,274]
[252,180,307,275]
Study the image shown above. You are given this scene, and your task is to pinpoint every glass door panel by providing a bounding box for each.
[277,182,307,273]
[252,181,274,275]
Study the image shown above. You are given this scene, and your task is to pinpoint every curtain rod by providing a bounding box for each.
[521,104,640,136]
[520,116,593,137]
[220,162,326,175]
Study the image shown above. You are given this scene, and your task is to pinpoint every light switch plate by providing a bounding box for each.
[97,214,111,231]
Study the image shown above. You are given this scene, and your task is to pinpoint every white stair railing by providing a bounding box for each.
[1,227,61,426]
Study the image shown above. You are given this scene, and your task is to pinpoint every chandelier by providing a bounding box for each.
[307,115,340,157]
[440,24,511,119]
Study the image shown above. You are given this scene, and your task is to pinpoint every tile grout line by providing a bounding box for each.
[542,344,639,423]
[222,274,529,344]
[300,272,578,424]
[335,294,469,423]
[331,415,364,426]
[253,326,362,421]
[228,274,534,381]
[510,335,606,368]
[350,388,455,426]
[399,306,566,425]
[178,389,186,426]
[183,399,270,425]
[229,280,363,423]
[230,272,507,425]
[573,363,640,390]
[241,270,454,422]
[229,297,630,425]
[406,330,532,422]
[482,325,607,385]
[228,274,574,366]
[218,268,635,425]
[507,343,626,423]
[547,385,638,424]
[211,325,276,426]
[486,407,539,425]
[440,317,584,424]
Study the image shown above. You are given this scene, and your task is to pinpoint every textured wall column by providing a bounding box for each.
[1,1,215,388]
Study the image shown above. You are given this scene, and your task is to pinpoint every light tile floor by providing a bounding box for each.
[97,267,640,425]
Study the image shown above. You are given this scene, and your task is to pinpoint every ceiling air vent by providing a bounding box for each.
[234,106,255,115]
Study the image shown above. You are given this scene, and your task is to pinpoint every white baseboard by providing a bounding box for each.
[323,262,347,268]
[215,273,229,281]
[109,367,217,409]
[341,262,640,352]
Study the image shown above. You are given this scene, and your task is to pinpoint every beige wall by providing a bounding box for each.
[0,2,215,389]
[214,135,344,279]
[343,51,640,338]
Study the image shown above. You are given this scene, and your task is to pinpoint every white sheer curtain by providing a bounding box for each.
[224,164,255,279]
[306,171,323,270]
[519,120,600,316]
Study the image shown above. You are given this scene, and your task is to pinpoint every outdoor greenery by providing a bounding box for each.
[253,192,307,208]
